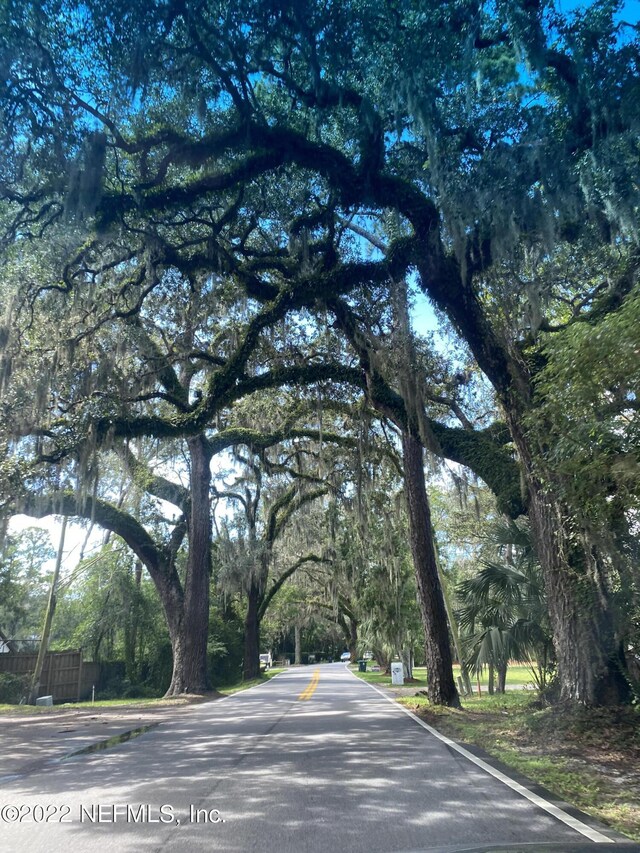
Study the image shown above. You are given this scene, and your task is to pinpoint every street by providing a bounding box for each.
[0,665,621,852]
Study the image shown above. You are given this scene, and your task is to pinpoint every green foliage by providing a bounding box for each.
[0,672,29,704]
[529,281,640,682]
[332,464,424,665]
[429,476,500,586]
[456,520,555,688]
[208,607,244,686]
[534,283,640,521]
[0,527,54,644]
[51,541,168,676]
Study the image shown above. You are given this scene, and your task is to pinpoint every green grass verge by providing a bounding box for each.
[0,696,186,715]
[351,667,428,686]
[0,670,286,714]
[352,663,537,690]
[397,691,640,842]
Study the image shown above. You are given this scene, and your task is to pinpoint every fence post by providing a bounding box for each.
[76,651,83,702]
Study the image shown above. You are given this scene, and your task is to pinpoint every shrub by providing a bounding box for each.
[0,672,30,704]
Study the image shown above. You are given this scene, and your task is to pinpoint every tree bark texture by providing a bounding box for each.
[179,436,213,693]
[163,436,212,696]
[528,477,629,704]
[294,624,302,665]
[349,617,358,663]
[243,580,261,680]
[402,430,460,707]
[160,577,188,697]
[507,414,630,705]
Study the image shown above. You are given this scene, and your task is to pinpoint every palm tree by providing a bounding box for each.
[456,520,555,693]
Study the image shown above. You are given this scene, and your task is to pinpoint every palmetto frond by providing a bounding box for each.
[458,560,530,608]
[486,519,533,555]
[455,520,554,680]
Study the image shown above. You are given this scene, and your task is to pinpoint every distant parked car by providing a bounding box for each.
[363,651,373,660]
[340,651,351,662]
[259,653,273,669]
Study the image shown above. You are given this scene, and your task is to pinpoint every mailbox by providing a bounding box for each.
[391,661,404,686]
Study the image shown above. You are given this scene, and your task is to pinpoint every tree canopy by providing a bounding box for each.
[1,0,639,706]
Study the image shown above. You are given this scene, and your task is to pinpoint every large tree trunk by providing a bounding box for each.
[373,646,390,672]
[18,489,201,697]
[506,412,630,705]
[348,617,358,662]
[158,576,187,697]
[294,624,302,665]
[243,580,261,680]
[526,469,629,704]
[180,436,212,693]
[161,436,212,697]
[132,558,196,698]
[439,281,630,704]
[415,224,632,706]
[402,430,460,707]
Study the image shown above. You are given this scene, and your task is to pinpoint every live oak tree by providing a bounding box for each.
[530,266,640,698]
[0,199,368,696]
[215,389,404,679]
[215,440,330,680]
[1,193,522,705]
[1,234,517,700]
[14,428,329,693]
[2,0,638,704]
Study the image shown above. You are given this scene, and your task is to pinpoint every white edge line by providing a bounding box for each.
[350,671,615,845]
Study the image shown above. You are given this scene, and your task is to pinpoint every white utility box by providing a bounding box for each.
[390,661,404,686]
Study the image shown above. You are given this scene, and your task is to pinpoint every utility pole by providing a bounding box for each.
[28,516,67,704]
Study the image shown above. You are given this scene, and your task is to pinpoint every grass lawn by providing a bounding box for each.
[0,696,186,715]
[395,691,640,842]
[353,663,538,691]
[351,668,427,687]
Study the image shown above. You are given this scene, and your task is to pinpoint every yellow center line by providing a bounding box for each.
[298,668,321,700]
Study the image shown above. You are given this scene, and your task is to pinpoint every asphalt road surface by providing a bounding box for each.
[0,664,622,852]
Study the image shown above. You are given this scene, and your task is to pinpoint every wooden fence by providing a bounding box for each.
[0,650,101,703]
